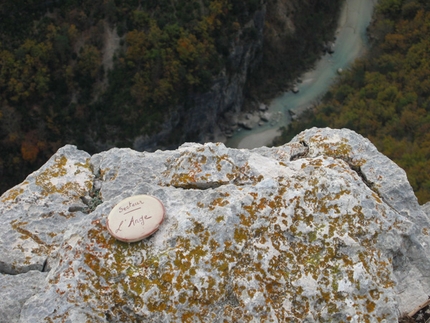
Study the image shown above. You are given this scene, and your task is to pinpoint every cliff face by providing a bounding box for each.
[1,128,430,322]
[133,7,266,150]
[244,0,342,102]
[134,0,342,149]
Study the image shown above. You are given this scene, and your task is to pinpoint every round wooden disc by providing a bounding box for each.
[106,195,165,242]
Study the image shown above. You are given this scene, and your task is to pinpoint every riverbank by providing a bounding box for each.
[237,128,282,149]
[225,0,376,149]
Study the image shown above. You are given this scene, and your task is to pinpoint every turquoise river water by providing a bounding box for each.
[226,0,377,149]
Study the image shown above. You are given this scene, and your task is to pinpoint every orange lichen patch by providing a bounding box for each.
[366,300,376,313]
[208,197,229,211]
[215,216,224,223]
[306,135,367,167]
[169,173,200,188]
[11,220,54,256]
[48,232,58,238]
[99,167,117,181]
[234,227,247,244]
[69,218,235,321]
[165,151,238,188]
[1,181,28,203]
[74,224,148,319]
[73,158,91,173]
[57,211,75,219]
[35,156,92,197]
[162,145,277,189]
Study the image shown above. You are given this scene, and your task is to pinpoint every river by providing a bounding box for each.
[225,0,377,149]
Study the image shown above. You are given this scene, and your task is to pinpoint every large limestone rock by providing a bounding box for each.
[1,128,429,322]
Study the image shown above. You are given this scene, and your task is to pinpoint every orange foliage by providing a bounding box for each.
[177,35,197,61]
[383,33,407,51]
[21,141,40,163]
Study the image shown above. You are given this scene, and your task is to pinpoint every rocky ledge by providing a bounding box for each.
[1,128,430,322]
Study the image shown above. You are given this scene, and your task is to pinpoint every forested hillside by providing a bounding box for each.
[0,0,262,193]
[0,0,343,195]
[275,0,430,203]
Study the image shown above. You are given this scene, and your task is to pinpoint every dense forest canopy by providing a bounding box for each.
[275,0,430,204]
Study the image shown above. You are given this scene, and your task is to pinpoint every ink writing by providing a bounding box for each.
[128,215,152,228]
[118,200,145,214]
[115,220,124,233]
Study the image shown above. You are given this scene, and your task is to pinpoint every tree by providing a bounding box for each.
[77,45,101,79]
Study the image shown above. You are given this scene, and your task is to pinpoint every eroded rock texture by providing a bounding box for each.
[1,128,429,322]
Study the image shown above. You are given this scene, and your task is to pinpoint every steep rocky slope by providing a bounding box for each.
[1,128,429,322]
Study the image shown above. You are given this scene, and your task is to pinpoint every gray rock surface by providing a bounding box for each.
[0,145,94,275]
[0,271,47,323]
[1,128,430,322]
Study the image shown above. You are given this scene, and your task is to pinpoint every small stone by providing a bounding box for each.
[107,195,165,242]
[258,103,268,111]
[259,111,270,122]
[68,204,85,212]
[327,41,335,54]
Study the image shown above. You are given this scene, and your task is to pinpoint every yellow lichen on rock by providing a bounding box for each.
[1,181,28,203]
[35,156,93,198]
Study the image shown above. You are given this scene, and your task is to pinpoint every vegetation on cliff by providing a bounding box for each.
[0,0,262,193]
[245,0,343,102]
[275,0,430,203]
[0,0,349,195]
